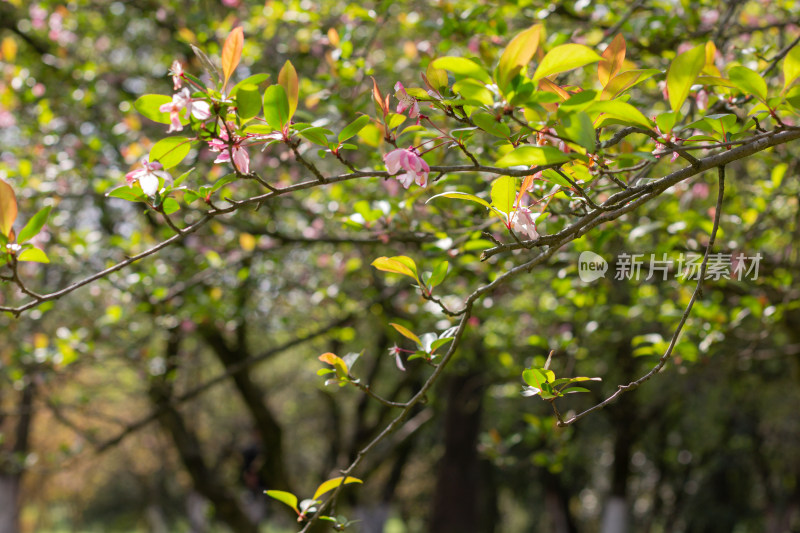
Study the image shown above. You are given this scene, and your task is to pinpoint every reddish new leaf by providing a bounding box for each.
[221,27,244,90]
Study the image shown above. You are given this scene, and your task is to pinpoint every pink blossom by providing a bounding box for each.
[125,158,171,197]
[510,206,539,240]
[696,89,708,111]
[208,125,250,174]
[394,82,420,119]
[29,5,48,30]
[158,88,211,133]
[383,147,429,188]
[169,60,184,91]
[388,345,406,371]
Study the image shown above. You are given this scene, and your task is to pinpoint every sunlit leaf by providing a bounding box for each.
[783,45,800,91]
[236,83,262,120]
[431,57,492,84]
[495,146,571,168]
[150,137,192,170]
[265,490,299,514]
[426,191,491,208]
[221,26,244,89]
[371,256,419,282]
[278,60,299,119]
[491,175,516,216]
[17,247,49,263]
[134,95,174,125]
[667,44,706,112]
[533,44,602,82]
[497,24,543,94]
[728,65,767,102]
[390,323,422,346]
[263,85,290,131]
[312,477,362,501]
[17,206,51,244]
[338,115,371,143]
[0,178,18,237]
[598,34,626,87]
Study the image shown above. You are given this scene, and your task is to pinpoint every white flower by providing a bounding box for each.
[125,158,172,197]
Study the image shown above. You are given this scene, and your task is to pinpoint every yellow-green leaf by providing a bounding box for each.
[728,65,767,102]
[278,60,299,119]
[491,175,516,215]
[495,145,571,168]
[312,477,362,501]
[783,45,800,91]
[533,44,602,82]
[221,26,244,90]
[390,323,422,346]
[431,57,492,84]
[497,24,542,93]
[667,44,706,112]
[17,247,49,263]
[0,178,18,237]
[265,490,299,513]
[318,352,348,376]
[17,206,51,244]
[598,34,626,87]
[588,100,652,130]
[371,256,419,282]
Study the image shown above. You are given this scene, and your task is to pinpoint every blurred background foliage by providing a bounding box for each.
[1,0,799,532]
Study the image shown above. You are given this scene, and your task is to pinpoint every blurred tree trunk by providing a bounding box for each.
[429,361,497,533]
[601,342,636,533]
[149,327,259,533]
[0,379,35,533]
[202,326,292,493]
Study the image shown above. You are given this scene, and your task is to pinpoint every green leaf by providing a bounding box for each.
[134,95,174,125]
[452,80,494,106]
[471,112,510,138]
[587,100,652,130]
[497,24,542,94]
[338,115,371,143]
[149,137,192,170]
[426,61,449,93]
[297,127,331,146]
[431,57,492,84]
[426,191,491,208]
[667,44,706,112]
[106,185,147,202]
[558,111,595,153]
[523,368,546,388]
[495,146,571,168]
[263,85,290,131]
[533,44,602,82]
[562,387,591,394]
[390,323,422,346]
[278,60,299,119]
[430,337,453,352]
[17,247,49,263]
[728,65,767,102]
[17,206,51,244]
[236,83,262,120]
[265,490,299,513]
[783,45,800,91]
[0,178,18,237]
[162,198,180,215]
[428,261,449,288]
[229,73,270,97]
[491,176,516,216]
[312,477,362,501]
